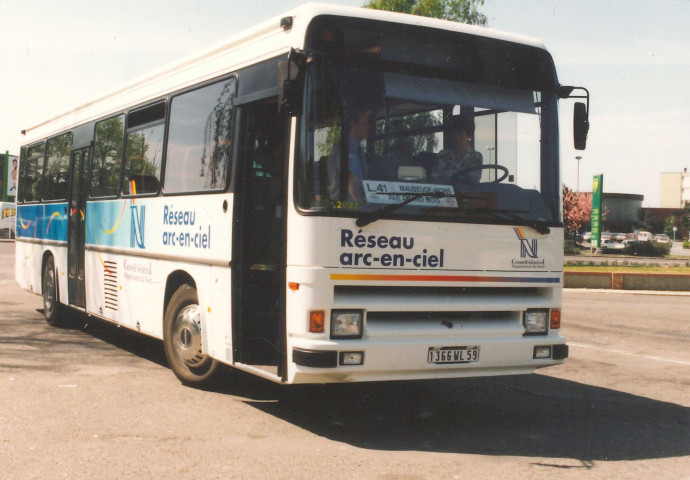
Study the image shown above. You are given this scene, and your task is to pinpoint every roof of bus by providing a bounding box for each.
[301,2,546,48]
[21,2,549,145]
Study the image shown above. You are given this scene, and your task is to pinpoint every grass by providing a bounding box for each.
[564,265,690,274]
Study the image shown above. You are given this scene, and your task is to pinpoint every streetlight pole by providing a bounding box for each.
[575,155,582,192]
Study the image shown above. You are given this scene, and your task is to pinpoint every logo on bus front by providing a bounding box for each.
[515,227,538,259]
[512,227,544,269]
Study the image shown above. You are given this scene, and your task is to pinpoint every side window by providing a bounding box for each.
[123,102,165,195]
[44,132,73,201]
[17,147,27,203]
[91,114,125,197]
[164,77,236,193]
[19,143,45,203]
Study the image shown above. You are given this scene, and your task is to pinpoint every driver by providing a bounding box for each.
[327,108,371,205]
[430,116,483,184]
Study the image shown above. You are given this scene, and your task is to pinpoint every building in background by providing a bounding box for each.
[602,193,644,232]
[659,170,690,208]
[599,192,686,239]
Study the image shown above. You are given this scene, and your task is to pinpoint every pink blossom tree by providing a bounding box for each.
[562,185,592,233]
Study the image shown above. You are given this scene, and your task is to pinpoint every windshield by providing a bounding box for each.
[295,22,561,227]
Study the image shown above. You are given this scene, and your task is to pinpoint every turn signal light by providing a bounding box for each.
[309,311,325,333]
[550,309,561,329]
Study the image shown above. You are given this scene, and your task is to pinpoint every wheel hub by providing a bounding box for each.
[43,270,55,311]
[172,304,206,366]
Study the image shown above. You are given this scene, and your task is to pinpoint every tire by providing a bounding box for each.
[163,284,219,386]
[42,256,66,327]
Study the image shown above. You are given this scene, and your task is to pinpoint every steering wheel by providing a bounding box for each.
[450,164,509,184]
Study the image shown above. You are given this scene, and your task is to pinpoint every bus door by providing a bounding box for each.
[67,148,89,308]
[233,100,288,373]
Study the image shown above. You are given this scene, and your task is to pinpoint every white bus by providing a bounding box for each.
[16,3,588,386]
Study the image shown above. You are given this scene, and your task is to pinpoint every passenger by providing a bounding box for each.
[327,109,371,205]
[431,117,483,185]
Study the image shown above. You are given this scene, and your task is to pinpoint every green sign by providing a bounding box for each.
[591,174,603,248]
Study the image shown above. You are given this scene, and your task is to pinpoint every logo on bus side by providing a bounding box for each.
[130,205,146,249]
[162,205,212,249]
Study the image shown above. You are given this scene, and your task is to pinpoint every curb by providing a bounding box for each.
[564,288,690,296]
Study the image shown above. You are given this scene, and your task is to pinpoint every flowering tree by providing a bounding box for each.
[562,185,592,233]
[363,0,488,25]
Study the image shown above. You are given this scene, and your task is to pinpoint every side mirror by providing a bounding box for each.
[279,48,309,116]
[573,102,589,150]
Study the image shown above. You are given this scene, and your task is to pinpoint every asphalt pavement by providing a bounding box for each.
[1,241,689,479]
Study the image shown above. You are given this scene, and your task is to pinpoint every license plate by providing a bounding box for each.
[427,346,480,364]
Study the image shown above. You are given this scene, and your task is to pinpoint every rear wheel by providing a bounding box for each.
[42,256,64,326]
[163,284,219,386]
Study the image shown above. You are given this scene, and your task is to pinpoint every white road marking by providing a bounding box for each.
[569,342,690,366]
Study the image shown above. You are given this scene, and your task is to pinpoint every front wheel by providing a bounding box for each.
[42,256,65,327]
[163,284,219,386]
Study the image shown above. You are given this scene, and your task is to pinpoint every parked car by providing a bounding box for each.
[653,234,671,244]
[634,230,653,242]
[623,239,636,249]
[582,231,591,241]
[601,239,625,253]
[612,232,627,241]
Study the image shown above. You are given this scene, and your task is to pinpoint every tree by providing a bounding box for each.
[92,116,125,194]
[562,185,591,234]
[682,201,690,236]
[363,0,488,26]
[663,215,678,238]
[201,80,235,189]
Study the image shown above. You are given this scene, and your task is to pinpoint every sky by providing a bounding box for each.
[1,0,688,207]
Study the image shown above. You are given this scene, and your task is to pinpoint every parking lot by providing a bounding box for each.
[1,241,688,479]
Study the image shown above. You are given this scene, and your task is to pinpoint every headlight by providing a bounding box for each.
[523,309,548,335]
[330,310,363,339]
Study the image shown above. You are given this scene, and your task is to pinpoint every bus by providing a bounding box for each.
[1,202,16,239]
[15,3,589,386]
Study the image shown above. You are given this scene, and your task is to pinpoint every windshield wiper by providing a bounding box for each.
[356,191,457,227]
[458,207,552,234]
